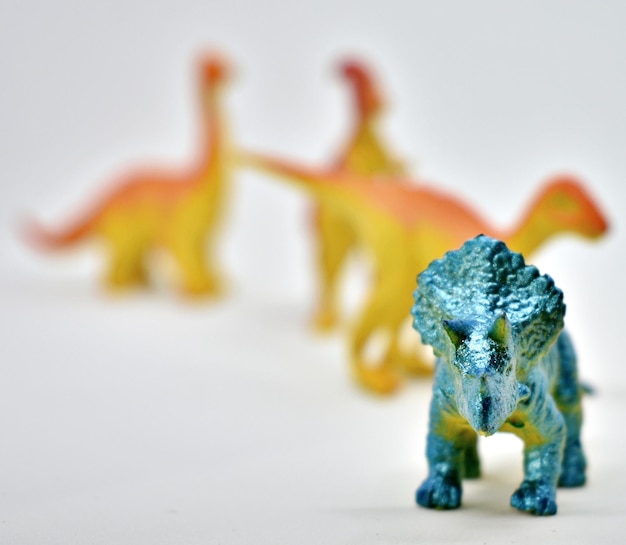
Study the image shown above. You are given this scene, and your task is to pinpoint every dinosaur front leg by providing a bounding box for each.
[418,392,476,509]
[171,235,224,297]
[510,394,566,516]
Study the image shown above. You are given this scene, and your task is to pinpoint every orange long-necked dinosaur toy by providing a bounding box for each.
[240,152,609,394]
[311,58,406,331]
[331,59,405,175]
[25,53,232,297]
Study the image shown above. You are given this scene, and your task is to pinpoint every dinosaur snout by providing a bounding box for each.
[199,54,230,84]
[472,394,500,436]
[462,380,513,437]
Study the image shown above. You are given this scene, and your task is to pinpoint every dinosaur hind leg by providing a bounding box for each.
[462,431,481,479]
[349,275,411,394]
[104,242,150,291]
[554,332,587,487]
[311,205,356,332]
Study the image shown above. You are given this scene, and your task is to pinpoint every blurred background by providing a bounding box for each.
[0,1,624,543]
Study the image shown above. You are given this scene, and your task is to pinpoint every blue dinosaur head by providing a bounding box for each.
[444,313,521,436]
[411,235,565,434]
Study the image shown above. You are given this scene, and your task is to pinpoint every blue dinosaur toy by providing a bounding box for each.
[411,235,586,516]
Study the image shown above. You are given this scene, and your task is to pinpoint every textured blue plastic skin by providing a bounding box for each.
[411,235,586,516]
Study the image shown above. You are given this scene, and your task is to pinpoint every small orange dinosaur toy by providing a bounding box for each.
[26,53,232,297]
[312,58,406,331]
[239,153,608,394]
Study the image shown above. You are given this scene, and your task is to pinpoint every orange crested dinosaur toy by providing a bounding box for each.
[311,58,407,331]
[239,152,609,394]
[331,59,405,176]
[25,53,232,297]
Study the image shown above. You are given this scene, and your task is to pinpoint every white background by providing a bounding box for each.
[1,1,624,543]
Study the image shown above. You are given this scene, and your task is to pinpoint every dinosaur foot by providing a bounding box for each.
[416,473,462,510]
[182,276,227,299]
[353,364,401,395]
[103,272,151,293]
[510,480,557,516]
[310,306,340,333]
[558,442,586,487]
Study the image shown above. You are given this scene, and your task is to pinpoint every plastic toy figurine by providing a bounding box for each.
[25,53,232,297]
[411,235,586,516]
[312,58,406,331]
[239,153,608,394]
[330,60,405,177]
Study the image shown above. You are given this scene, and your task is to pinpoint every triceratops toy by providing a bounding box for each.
[411,235,586,515]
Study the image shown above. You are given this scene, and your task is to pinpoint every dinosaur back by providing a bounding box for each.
[411,235,565,365]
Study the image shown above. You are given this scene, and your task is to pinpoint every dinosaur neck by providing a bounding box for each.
[339,114,402,178]
[334,115,374,170]
[349,115,379,147]
[354,82,380,120]
[196,89,227,181]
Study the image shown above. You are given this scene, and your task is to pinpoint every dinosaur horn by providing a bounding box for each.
[443,319,471,349]
[488,313,511,346]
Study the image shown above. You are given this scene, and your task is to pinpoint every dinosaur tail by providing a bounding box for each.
[236,150,339,201]
[23,212,97,251]
[580,380,595,396]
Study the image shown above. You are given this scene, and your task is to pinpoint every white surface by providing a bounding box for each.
[1,1,625,543]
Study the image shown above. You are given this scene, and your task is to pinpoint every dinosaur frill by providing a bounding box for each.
[411,235,565,365]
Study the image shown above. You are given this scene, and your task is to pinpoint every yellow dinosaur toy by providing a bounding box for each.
[26,53,232,297]
[311,58,406,331]
[239,153,609,394]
